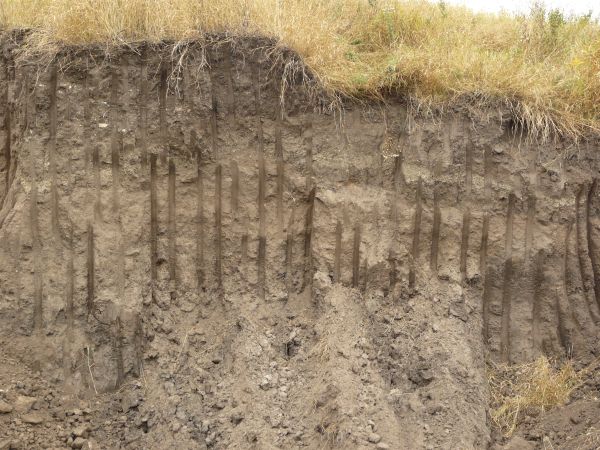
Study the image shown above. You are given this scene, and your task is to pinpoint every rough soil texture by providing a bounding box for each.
[0,38,599,449]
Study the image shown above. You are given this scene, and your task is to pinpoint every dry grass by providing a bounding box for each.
[1,0,600,139]
[488,357,581,437]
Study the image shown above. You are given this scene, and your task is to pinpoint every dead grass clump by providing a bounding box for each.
[488,357,580,436]
[1,0,600,139]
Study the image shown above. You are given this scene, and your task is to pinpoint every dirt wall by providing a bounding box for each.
[0,38,599,449]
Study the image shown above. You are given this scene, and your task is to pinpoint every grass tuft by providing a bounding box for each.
[1,0,599,140]
[488,357,580,437]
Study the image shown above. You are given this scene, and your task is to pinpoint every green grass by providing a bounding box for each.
[1,0,599,139]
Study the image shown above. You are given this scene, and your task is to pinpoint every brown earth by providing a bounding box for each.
[0,36,599,449]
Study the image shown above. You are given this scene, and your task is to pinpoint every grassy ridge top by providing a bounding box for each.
[1,0,600,139]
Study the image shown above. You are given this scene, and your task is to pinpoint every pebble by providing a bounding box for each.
[376,444,390,450]
[0,401,13,414]
[22,413,45,425]
[72,437,86,449]
[367,433,381,444]
[13,395,36,413]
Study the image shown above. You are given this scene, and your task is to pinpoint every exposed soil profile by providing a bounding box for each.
[1,36,600,449]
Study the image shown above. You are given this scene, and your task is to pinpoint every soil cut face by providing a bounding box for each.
[0,37,599,449]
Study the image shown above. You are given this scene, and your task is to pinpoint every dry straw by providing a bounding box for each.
[1,0,599,139]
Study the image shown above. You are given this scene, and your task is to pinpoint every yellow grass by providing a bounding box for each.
[488,357,581,436]
[1,0,600,139]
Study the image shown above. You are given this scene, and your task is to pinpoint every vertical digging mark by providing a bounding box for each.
[49,64,60,238]
[31,185,43,332]
[305,118,314,192]
[110,68,120,213]
[3,85,10,200]
[159,62,168,164]
[460,136,473,284]
[275,93,285,230]
[215,164,223,293]
[114,314,125,389]
[352,224,361,288]
[230,160,239,217]
[525,194,536,259]
[409,177,423,290]
[500,193,515,363]
[482,264,492,343]
[210,67,219,161]
[480,146,492,274]
[150,154,158,291]
[303,187,316,290]
[532,249,544,352]
[241,215,249,277]
[66,226,74,330]
[86,221,95,318]
[558,223,575,353]
[255,67,267,300]
[586,180,600,312]
[168,159,177,298]
[193,131,205,291]
[285,208,295,296]
[460,208,471,283]
[93,145,102,222]
[387,249,398,297]
[224,45,236,117]
[391,153,405,228]
[133,314,143,378]
[138,50,149,172]
[361,257,369,293]
[430,188,441,274]
[576,184,600,323]
[334,219,342,284]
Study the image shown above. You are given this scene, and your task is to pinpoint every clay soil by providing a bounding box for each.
[0,38,599,449]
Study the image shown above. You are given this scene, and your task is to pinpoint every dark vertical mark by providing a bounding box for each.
[430,188,441,274]
[31,186,43,332]
[224,45,236,117]
[3,85,10,199]
[387,249,398,297]
[460,135,473,284]
[532,249,544,352]
[86,222,95,318]
[111,69,121,213]
[114,314,125,389]
[230,160,239,217]
[150,154,158,292]
[168,159,177,299]
[83,71,92,170]
[525,194,536,259]
[334,219,342,283]
[500,193,515,363]
[586,181,600,311]
[305,118,314,192]
[49,64,59,238]
[66,225,74,329]
[558,223,574,353]
[460,208,471,283]
[275,93,285,230]
[409,178,423,290]
[93,145,102,222]
[303,187,316,290]
[209,67,219,161]
[391,153,404,226]
[193,131,205,291]
[215,164,223,293]
[133,314,143,377]
[482,264,492,343]
[158,62,168,164]
[361,257,369,293]
[480,146,492,274]
[139,49,149,172]
[255,67,266,300]
[352,224,361,288]
[576,184,600,322]
[285,208,295,296]
[241,215,249,277]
